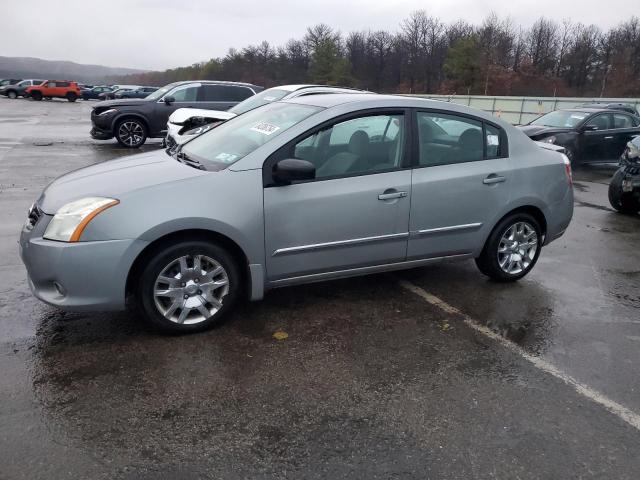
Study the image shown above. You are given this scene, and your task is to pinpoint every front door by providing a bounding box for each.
[264,111,412,281]
[580,113,614,162]
[154,84,201,132]
[408,111,512,260]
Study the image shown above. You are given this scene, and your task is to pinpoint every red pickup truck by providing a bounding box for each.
[25,80,82,102]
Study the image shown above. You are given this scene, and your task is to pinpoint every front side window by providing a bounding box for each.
[417,112,483,166]
[181,102,321,171]
[18,80,30,87]
[171,85,198,102]
[57,82,69,87]
[293,113,405,179]
[585,114,612,130]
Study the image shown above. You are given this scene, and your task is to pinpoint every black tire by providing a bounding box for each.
[475,212,542,282]
[7,90,17,99]
[115,117,147,148]
[31,91,42,101]
[608,170,638,214]
[136,240,241,334]
[66,92,77,102]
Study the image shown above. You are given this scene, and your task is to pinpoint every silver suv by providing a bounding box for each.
[20,94,573,333]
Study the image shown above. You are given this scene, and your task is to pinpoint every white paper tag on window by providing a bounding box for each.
[487,134,500,146]
[250,122,280,135]
[215,152,239,163]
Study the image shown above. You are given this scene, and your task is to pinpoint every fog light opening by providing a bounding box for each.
[53,281,66,297]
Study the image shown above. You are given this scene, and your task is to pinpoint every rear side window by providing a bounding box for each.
[200,85,254,102]
[613,113,634,129]
[417,112,483,166]
[57,82,69,87]
[485,124,502,158]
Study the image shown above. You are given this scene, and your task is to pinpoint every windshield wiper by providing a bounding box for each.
[171,146,205,170]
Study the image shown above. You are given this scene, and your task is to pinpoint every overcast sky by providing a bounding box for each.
[1,0,637,71]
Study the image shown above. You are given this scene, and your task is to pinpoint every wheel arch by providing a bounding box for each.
[111,113,150,133]
[125,228,251,299]
[492,204,548,239]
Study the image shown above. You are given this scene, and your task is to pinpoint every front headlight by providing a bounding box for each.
[183,124,215,136]
[43,197,119,242]
[543,136,557,144]
[98,108,117,116]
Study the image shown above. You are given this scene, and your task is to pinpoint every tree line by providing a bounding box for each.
[115,12,640,97]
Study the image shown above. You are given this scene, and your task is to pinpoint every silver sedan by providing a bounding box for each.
[20,94,573,333]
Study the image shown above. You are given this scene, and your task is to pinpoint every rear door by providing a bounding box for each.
[408,111,511,260]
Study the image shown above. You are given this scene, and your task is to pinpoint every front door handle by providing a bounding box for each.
[604,136,614,140]
[483,174,506,185]
[378,191,408,200]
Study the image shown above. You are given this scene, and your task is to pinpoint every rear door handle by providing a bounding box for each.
[378,191,408,200]
[483,175,506,185]
[604,136,614,140]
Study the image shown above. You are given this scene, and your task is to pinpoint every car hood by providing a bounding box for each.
[38,150,207,214]
[169,108,236,125]
[93,98,150,108]
[517,125,573,138]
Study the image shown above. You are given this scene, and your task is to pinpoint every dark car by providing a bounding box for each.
[577,102,639,116]
[115,86,159,99]
[517,108,640,164]
[0,78,21,88]
[82,85,114,100]
[90,80,263,147]
[0,79,45,98]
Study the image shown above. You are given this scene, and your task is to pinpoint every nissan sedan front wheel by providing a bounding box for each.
[137,241,241,333]
[475,213,542,282]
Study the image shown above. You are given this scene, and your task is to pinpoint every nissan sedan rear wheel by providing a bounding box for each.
[137,241,241,334]
[475,213,542,282]
[116,118,147,148]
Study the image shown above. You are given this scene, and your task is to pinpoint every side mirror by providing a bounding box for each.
[582,124,598,132]
[163,95,175,105]
[272,159,315,185]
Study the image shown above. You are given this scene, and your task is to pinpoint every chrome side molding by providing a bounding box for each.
[272,232,409,257]
[413,222,482,236]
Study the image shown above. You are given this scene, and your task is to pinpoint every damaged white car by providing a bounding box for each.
[164,84,367,148]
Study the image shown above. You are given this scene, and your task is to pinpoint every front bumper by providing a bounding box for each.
[19,214,147,311]
[90,127,114,140]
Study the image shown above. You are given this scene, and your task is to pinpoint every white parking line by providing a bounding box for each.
[398,279,640,432]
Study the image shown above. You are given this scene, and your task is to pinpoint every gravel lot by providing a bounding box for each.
[1,97,639,479]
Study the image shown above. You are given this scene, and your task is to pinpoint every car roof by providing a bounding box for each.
[282,93,438,108]
[171,80,262,89]
[271,84,366,93]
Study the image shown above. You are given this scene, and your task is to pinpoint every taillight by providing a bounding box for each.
[562,154,572,185]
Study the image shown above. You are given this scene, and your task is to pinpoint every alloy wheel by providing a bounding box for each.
[118,121,144,147]
[497,221,538,275]
[153,254,229,325]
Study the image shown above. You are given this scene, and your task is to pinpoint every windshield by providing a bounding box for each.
[181,102,321,171]
[531,110,589,128]
[145,83,179,101]
[229,88,291,115]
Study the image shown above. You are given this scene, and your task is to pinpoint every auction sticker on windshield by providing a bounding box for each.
[251,122,280,135]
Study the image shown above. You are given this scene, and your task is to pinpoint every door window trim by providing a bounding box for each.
[411,108,509,169]
[262,108,413,187]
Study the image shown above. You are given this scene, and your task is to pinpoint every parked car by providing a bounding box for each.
[0,79,45,98]
[0,78,22,88]
[517,108,640,164]
[608,135,640,214]
[82,85,114,100]
[577,102,639,116]
[99,85,141,100]
[115,86,159,99]
[25,80,82,102]
[21,94,573,333]
[90,80,263,147]
[165,84,367,147]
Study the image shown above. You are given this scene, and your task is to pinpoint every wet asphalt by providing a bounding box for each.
[0,98,639,479]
